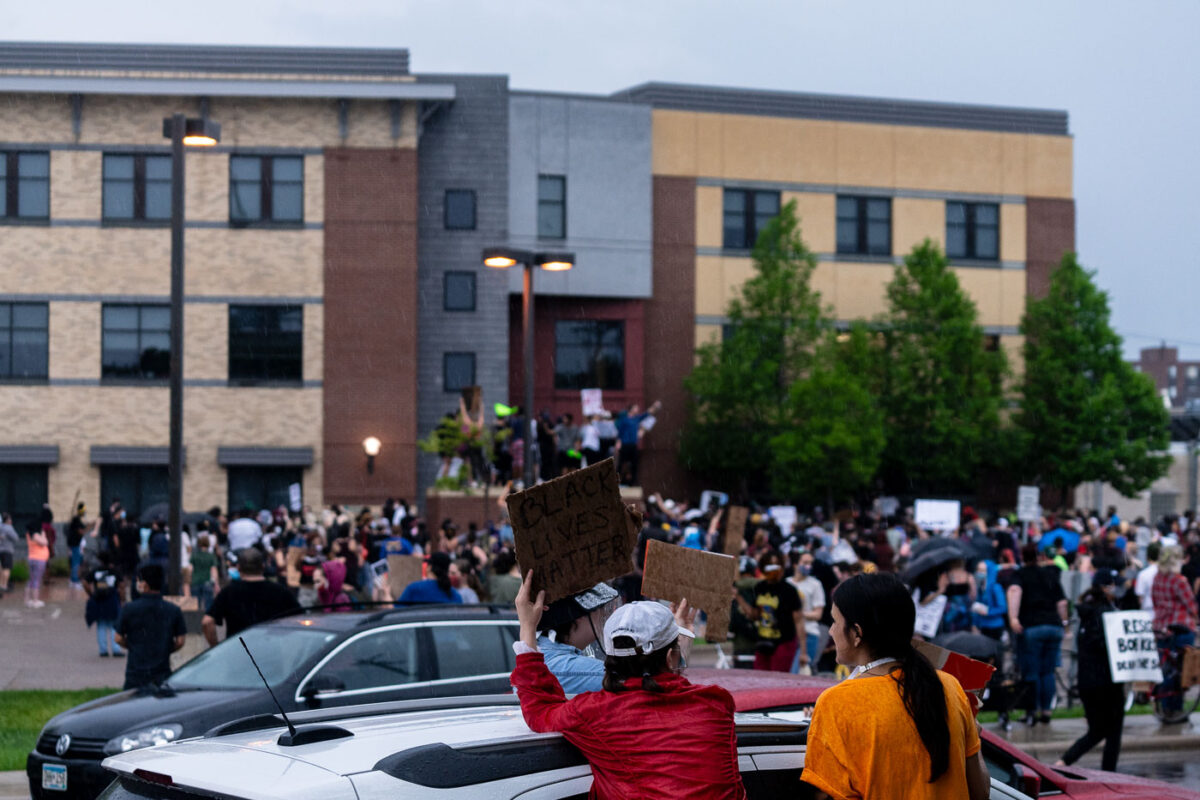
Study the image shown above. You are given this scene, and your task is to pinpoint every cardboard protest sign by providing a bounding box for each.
[387,555,426,600]
[462,385,483,417]
[507,458,638,604]
[1183,648,1200,689]
[722,505,749,556]
[915,499,961,532]
[285,546,305,588]
[164,595,199,612]
[914,638,996,714]
[1102,610,1164,683]
[641,538,737,643]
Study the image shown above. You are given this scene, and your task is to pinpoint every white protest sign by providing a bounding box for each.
[581,388,604,417]
[288,483,302,513]
[913,590,947,638]
[1017,486,1040,523]
[699,490,730,513]
[767,505,798,535]
[915,499,961,532]
[1102,610,1163,683]
[876,496,900,517]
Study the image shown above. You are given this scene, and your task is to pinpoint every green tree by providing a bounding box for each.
[878,239,1007,492]
[1016,252,1169,496]
[770,323,885,508]
[680,200,826,493]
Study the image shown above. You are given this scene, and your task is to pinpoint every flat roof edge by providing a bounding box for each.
[0,75,456,100]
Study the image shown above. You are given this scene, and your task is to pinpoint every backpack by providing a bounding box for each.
[149,531,170,559]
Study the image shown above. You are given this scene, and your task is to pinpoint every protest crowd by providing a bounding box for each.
[5,457,1200,796]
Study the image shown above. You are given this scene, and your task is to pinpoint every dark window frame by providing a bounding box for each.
[553,319,626,391]
[102,153,173,225]
[227,304,304,386]
[0,151,50,222]
[101,303,172,382]
[0,301,49,382]
[945,201,1000,261]
[228,154,304,228]
[0,465,48,533]
[537,174,566,240]
[836,195,892,256]
[443,352,476,393]
[443,271,476,312]
[100,465,169,523]
[226,466,303,515]
[722,188,781,250]
[443,189,477,231]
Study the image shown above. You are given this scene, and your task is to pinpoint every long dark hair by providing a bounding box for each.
[833,573,950,782]
[602,636,675,693]
[427,552,453,596]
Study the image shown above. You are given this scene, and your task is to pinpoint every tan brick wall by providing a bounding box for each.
[49,301,101,380]
[184,304,227,380]
[0,385,323,516]
[50,150,101,219]
[303,303,323,383]
[0,93,73,142]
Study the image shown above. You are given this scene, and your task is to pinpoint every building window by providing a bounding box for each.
[537,175,566,239]
[102,154,171,222]
[229,155,304,225]
[227,467,302,514]
[102,304,170,380]
[443,352,475,393]
[1,151,50,221]
[0,465,48,533]
[0,302,48,380]
[723,189,780,250]
[228,305,303,384]
[100,465,168,523]
[444,189,476,230]
[946,202,999,260]
[554,320,625,390]
[443,272,476,312]
[836,196,891,256]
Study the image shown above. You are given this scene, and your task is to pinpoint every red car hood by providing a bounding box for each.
[684,667,830,711]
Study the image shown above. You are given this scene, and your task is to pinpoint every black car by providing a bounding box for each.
[27,604,519,799]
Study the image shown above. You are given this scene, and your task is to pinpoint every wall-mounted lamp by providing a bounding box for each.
[363,436,382,474]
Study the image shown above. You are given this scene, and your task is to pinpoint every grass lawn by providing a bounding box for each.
[0,689,118,771]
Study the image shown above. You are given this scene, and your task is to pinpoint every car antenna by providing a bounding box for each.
[239,637,352,747]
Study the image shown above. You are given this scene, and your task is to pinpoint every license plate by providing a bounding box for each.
[42,764,67,792]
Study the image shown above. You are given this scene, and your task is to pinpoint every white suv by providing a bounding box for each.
[99,695,1032,800]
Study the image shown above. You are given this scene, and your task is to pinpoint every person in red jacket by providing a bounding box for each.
[511,571,746,799]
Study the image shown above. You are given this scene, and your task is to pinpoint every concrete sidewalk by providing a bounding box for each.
[989,710,1200,758]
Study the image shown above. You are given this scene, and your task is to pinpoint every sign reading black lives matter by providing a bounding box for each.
[507,458,639,604]
[1102,610,1164,683]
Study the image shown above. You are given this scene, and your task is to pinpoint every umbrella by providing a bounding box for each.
[901,539,972,583]
[1041,526,1079,553]
[910,536,964,559]
[966,533,996,562]
[932,631,1001,663]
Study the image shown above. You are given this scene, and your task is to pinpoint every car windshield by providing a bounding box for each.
[169,624,337,689]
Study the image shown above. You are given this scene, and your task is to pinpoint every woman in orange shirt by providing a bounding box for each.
[802,572,990,800]
[25,521,51,608]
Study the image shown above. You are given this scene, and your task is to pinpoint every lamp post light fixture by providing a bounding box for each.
[162,113,220,596]
[480,247,576,490]
[363,436,382,474]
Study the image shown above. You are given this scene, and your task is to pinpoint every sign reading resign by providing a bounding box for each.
[1102,610,1164,683]
[641,538,737,643]
[507,458,639,604]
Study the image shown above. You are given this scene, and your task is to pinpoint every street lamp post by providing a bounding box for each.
[481,248,575,489]
[162,113,220,596]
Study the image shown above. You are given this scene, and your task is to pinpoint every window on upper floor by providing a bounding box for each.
[443,271,476,312]
[229,155,303,226]
[228,305,303,385]
[554,320,625,391]
[0,152,50,221]
[103,154,172,223]
[723,189,780,250]
[946,201,999,260]
[444,189,477,230]
[101,304,170,381]
[538,175,566,239]
[444,352,476,393]
[0,302,48,381]
[836,196,891,256]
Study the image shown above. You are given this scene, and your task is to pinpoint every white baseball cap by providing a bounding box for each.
[602,601,694,657]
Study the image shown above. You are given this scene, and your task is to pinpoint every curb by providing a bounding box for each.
[1005,733,1200,758]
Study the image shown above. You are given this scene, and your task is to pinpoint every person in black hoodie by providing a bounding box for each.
[1057,568,1126,772]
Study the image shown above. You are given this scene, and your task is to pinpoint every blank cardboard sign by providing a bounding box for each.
[507,458,638,604]
[723,506,748,556]
[387,555,425,600]
[641,538,737,643]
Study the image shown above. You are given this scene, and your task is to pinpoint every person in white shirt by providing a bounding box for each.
[1133,542,1160,611]
[788,550,826,673]
[226,508,264,552]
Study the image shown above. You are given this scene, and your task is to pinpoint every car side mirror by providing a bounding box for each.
[302,674,345,699]
[1014,764,1041,796]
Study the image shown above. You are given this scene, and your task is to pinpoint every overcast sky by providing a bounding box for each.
[5,0,1198,359]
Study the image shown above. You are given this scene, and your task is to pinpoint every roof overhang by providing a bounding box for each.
[0,75,456,101]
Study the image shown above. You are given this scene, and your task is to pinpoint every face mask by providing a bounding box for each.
[228,568,240,580]
[976,571,987,584]
[798,564,812,577]
[450,574,462,588]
